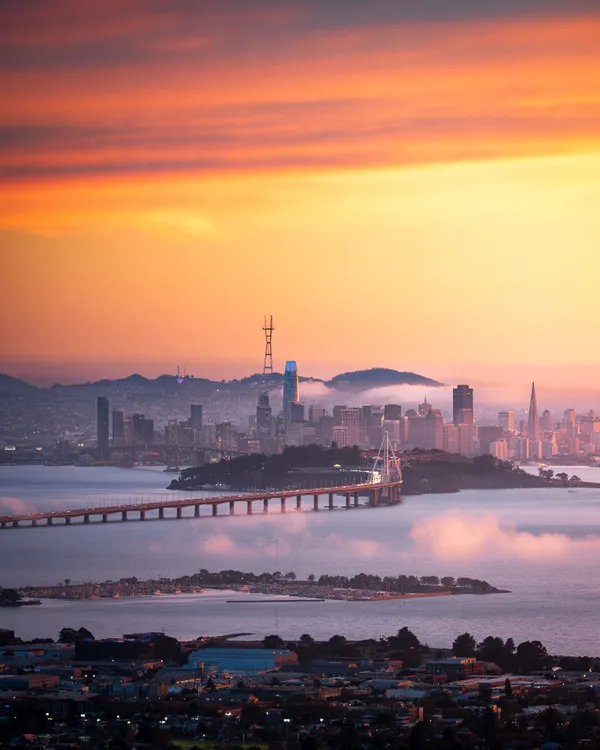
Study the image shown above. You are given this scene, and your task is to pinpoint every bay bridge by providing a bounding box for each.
[0,435,403,530]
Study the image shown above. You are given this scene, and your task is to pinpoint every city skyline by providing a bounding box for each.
[3,2,600,395]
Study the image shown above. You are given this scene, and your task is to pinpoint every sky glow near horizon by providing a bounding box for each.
[3,1,600,399]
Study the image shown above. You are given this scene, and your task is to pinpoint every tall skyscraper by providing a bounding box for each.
[425,409,444,450]
[527,382,541,441]
[453,385,473,426]
[132,413,154,445]
[282,361,299,422]
[190,404,203,431]
[112,407,124,444]
[498,410,515,433]
[97,397,109,460]
[256,392,272,441]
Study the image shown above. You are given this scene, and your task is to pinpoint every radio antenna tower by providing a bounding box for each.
[262,314,274,376]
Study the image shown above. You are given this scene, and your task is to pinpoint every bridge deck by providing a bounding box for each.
[0,480,402,525]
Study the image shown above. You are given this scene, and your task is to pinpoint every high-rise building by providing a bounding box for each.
[407,414,427,449]
[309,405,326,424]
[453,385,473,427]
[541,409,553,431]
[418,397,432,416]
[443,424,459,454]
[132,413,154,445]
[527,382,541,441]
[97,397,110,460]
[425,409,444,450]
[257,392,272,441]
[383,419,401,446]
[489,439,508,461]
[289,401,305,424]
[317,415,334,446]
[341,407,361,447]
[112,407,124,444]
[478,425,503,455]
[458,423,473,456]
[332,426,349,448]
[190,404,203,431]
[384,404,402,421]
[498,411,515,433]
[282,361,299,422]
[333,405,347,426]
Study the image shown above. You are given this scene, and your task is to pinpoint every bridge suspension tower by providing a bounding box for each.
[372,431,403,499]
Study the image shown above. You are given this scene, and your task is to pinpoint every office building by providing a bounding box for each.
[317,415,334,446]
[97,397,110,460]
[527,382,541,441]
[256,392,272,440]
[443,424,459,454]
[132,413,154,445]
[453,385,473,427]
[333,405,347,426]
[407,414,427,449]
[341,407,361,446]
[457,423,473,456]
[332,426,349,448]
[384,404,402,421]
[541,409,553,431]
[309,405,326,424]
[112,407,124,444]
[282,361,299,422]
[489,439,508,461]
[190,404,203,431]
[383,419,401,446]
[418,397,432,416]
[498,410,515,433]
[425,409,444,450]
[289,401,305,424]
[478,425,503,455]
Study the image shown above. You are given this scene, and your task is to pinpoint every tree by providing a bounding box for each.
[327,634,348,655]
[571,475,581,484]
[284,571,296,581]
[556,472,569,485]
[441,577,456,588]
[307,574,315,582]
[515,640,549,672]
[262,634,285,649]
[299,633,314,646]
[452,632,476,657]
[504,678,513,698]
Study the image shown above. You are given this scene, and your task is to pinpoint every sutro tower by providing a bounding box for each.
[262,314,274,375]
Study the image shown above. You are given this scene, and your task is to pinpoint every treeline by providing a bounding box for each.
[177,569,495,592]
[169,445,365,490]
[453,632,551,673]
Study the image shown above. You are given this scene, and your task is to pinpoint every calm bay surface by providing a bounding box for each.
[2,464,600,653]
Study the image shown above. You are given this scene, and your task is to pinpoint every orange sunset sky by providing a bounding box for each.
[2,1,600,398]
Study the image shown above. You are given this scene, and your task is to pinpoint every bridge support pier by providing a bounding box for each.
[296,495,302,511]
[328,493,334,510]
[12,520,18,528]
[1,522,5,529]
[47,518,53,526]
[280,497,286,513]
[177,507,183,519]
[345,493,351,509]
[158,507,164,520]
[229,501,235,515]
[212,504,218,516]
[31,519,37,527]
[247,501,252,515]
[354,492,359,507]
[194,505,200,518]
[65,517,71,525]
[84,514,90,524]
[140,510,146,521]
[102,514,108,523]
[313,494,319,511]
[263,498,269,513]
[122,511,128,521]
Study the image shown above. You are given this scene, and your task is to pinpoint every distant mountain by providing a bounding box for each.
[0,374,39,396]
[327,368,443,390]
[1,367,442,396]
